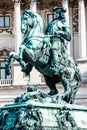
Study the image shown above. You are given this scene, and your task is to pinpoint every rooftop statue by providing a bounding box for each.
[5,6,81,104]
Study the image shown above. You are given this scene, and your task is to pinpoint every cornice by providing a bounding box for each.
[37,1,61,10]
[0,3,14,14]
[0,0,86,12]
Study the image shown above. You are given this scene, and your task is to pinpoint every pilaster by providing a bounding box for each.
[62,0,69,25]
[62,0,70,54]
[13,0,22,53]
[30,0,37,12]
[77,0,87,82]
[78,0,86,58]
[12,0,28,86]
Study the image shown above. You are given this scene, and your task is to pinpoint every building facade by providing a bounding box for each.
[0,0,87,87]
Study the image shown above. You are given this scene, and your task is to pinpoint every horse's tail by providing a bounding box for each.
[68,67,81,104]
[73,67,82,90]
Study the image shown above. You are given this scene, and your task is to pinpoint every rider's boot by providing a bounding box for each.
[50,49,59,75]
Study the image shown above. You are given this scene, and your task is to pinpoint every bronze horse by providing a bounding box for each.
[5,9,81,103]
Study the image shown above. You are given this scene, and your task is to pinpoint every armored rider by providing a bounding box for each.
[46,6,71,75]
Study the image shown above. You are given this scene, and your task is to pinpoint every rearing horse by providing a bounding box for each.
[5,9,81,103]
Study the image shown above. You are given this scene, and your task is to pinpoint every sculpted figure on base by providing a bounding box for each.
[5,6,81,103]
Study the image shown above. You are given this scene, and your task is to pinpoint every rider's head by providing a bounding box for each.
[53,6,66,20]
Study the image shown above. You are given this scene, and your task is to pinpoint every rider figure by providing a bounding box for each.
[46,6,71,75]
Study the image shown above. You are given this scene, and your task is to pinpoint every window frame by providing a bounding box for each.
[47,13,55,24]
[0,15,10,28]
[0,14,12,30]
[0,60,11,80]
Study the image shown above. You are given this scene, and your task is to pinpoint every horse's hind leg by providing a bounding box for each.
[60,73,71,103]
[44,75,58,96]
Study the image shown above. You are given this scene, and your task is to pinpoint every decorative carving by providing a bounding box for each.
[13,0,21,3]
[0,28,12,34]
[0,85,87,129]
[55,107,79,129]
[0,48,11,58]
[0,3,13,13]
[69,0,78,32]
[38,1,61,9]
[0,107,43,130]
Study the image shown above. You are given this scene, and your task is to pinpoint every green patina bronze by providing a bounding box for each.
[5,6,81,103]
[1,6,86,129]
[1,85,87,129]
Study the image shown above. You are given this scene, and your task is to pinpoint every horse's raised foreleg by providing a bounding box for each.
[6,51,26,75]
[5,52,20,75]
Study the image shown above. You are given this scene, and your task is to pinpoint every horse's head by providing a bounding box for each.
[21,10,45,36]
[21,10,34,35]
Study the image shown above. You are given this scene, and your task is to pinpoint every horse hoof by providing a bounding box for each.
[6,71,11,75]
[48,89,58,96]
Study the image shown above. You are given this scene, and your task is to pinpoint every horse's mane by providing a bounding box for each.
[23,10,45,33]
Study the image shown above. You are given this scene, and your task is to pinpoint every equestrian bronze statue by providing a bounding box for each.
[5,7,81,104]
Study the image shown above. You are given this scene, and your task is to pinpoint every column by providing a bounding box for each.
[30,0,37,12]
[12,0,28,86]
[62,0,70,54]
[78,0,86,58]
[77,0,87,82]
[13,0,22,53]
[62,0,69,25]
